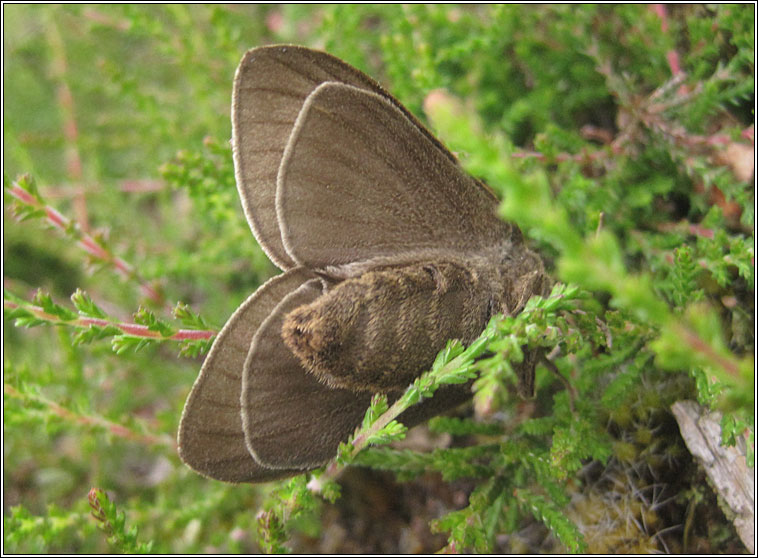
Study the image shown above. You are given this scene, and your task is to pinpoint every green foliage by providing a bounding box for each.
[255,477,315,553]
[88,488,154,553]
[71,288,108,319]
[4,4,753,554]
[353,445,496,483]
[427,415,504,436]
[4,504,87,554]
[517,489,587,553]
[4,287,215,358]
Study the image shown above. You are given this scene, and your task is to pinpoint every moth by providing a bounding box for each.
[178,45,548,483]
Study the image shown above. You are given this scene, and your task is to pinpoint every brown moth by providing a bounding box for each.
[178,45,548,483]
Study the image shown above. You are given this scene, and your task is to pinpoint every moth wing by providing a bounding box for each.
[233,45,401,270]
[177,268,315,482]
[277,82,511,268]
[242,278,372,469]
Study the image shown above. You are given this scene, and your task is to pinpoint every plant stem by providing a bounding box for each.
[3,299,215,341]
[7,180,165,307]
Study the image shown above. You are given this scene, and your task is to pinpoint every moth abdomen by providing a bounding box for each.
[281,262,493,393]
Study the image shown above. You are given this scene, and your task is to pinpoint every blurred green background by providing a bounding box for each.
[3,4,753,553]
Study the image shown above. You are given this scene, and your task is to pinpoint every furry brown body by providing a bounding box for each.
[283,251,546,393]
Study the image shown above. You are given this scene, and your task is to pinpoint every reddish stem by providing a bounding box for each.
[651,4,683,77]
[3,299,215,341]
[8,182,165,307]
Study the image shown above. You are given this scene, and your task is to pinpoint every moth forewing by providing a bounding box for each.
[231,46,392,271]
[276,81,513,268]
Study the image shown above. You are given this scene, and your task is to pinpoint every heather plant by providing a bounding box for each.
[3,4,753,553]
